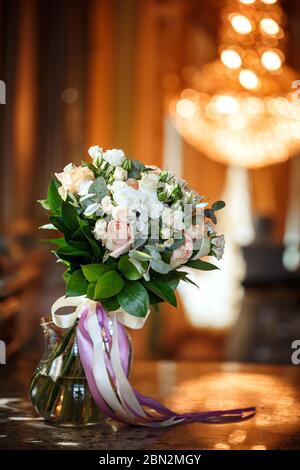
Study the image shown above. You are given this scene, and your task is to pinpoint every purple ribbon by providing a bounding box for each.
[77,303,256,427]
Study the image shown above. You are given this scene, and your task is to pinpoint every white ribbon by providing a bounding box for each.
[51,295,149,330]
[50,296,181,426]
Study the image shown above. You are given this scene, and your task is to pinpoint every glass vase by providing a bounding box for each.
[29,315,131,427]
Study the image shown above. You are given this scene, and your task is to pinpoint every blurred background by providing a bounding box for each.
[1,0,300,364]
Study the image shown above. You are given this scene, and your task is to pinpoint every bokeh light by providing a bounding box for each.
[221,49,242,69]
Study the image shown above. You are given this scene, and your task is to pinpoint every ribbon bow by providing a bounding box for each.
[51,296,256,427]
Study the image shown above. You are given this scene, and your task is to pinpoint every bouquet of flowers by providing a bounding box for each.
[31,146,254,427]
[40,146,225,313]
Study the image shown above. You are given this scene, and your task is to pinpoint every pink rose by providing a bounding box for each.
[126,178,139,190]
[55,164,94,194]
[105,220,134,258]
[170,233,193,268]
[146,165,161,175]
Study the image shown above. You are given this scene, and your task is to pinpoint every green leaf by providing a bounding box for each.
[186,259,219,270]
[143,279,177,307]
[68,240,91,252]
[94,271,124,299]
[177,271,199,288]
[212,200,226,212]
[66,269,89,297]
[86,282,96,300]
[62,201,79,232]
[56,245,91,262]
[82,263,115,282]
[117,281,149,317]
[88,176,108,202]
[77,217,101,258]
[39,223,58,230]
[50,215,72,237]
[38,199,50,210]
[42,237,66,247]
[47,177,62,215]
[101,296,120,312]
[118,255,143,280]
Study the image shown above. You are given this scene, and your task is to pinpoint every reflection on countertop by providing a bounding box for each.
[0,339,300,450]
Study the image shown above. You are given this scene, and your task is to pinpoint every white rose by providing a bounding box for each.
[93,219,107,241]
[172,209,184,231]
[114,167,128,181]
[110,180,127,192]
[139,172,160,191]
[88,145,103,166]
[103,148,125,167]
[113,185,140,209]
[161,227,172,240]
[101,195,114,214]
[139,189,163,220]
[78,179,94,196]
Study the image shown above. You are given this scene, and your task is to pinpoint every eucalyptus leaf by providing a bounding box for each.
[88,176,108,202]
[150,259,173,274]
[212,200,226,212]
[129,250,152,263]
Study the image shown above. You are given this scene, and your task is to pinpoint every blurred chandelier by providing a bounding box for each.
[170,0,300,168]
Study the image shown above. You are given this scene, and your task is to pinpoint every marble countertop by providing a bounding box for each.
[0,338,300,450]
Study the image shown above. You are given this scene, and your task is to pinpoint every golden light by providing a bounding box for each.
[260,18,280,36]
[261,50,282,71]
[230,15,252,35]
[239,69,260,90]
[221,49,242,69]
[214,95,240,114]
[171,0,300,168]
[176,98,196,118]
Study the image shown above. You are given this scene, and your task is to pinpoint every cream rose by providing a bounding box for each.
[170,233,193,268]
[55,164,94,194]
[105,220,134,258]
